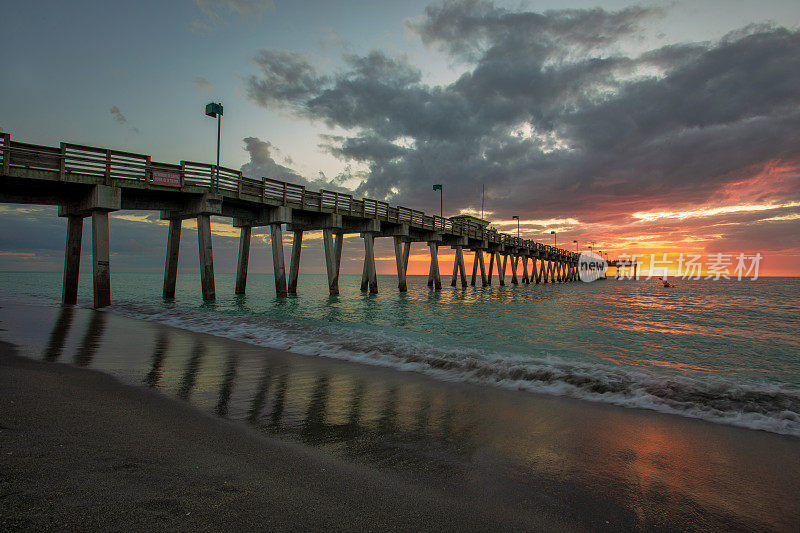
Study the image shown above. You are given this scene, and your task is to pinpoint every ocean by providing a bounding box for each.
[1,271,799,436]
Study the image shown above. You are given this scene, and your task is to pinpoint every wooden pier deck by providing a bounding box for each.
[0,132,582,307]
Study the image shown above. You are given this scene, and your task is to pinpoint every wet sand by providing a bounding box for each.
[1,300,799,531]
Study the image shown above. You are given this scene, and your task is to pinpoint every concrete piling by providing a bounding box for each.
[62,215,83,305]
[271,224,287,297]
[522,256,530,284]
[511,255,519,285]
[197,214,216,301]
[163,219,181,299]
[497,253,506,286]
[322,229,342,295]
[362,232,378,294]
[91,211,111,309]
[288,230,303,294]
[394,237,408,292]
[427,242,441,290]
[235,226,251,295]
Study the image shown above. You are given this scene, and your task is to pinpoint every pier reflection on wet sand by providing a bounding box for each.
[23,305,800,530]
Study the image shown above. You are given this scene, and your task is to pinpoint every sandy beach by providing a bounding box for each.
[1,300,799,531]
[0,341,565,531]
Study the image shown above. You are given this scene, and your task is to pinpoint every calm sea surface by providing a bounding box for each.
[1,272,799,435]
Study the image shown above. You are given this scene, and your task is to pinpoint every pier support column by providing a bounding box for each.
[288,230,303,294]
[197,214,216,301]
[487,253,495,285]
[451,246,467,288]
[458,247,467,288]
[91,211,111,309]
[470,251,479,286]
[511,255,519,285]
[361,260,368,291]
[271,224,287,297]
[478,250,487,286]
[362,232,378,294]
[62,215,83,305]
[497,253,506,286]
[522,256,530,284]
[235,226,251,295]
[427,242,441,290]
[58,185,120,308]
[163,219,181,299]
[323,229,342,295]
[394,237,409,292]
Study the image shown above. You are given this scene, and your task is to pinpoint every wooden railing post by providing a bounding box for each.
[2,133,11,176]
[58,142,66,181]
[105,149,111,184]
[145,155,151,187]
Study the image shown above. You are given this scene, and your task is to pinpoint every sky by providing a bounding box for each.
[1,0,799,277]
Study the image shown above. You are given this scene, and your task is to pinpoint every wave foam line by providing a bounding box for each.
[109,303,800,437]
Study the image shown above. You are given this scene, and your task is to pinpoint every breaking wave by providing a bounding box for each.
[110,303,800,437]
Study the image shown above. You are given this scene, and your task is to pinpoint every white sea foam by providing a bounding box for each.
[110,303,800,437]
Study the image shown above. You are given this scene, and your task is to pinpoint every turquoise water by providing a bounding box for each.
[2,271,799,435]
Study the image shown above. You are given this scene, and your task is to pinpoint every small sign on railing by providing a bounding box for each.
[152,170,181,187]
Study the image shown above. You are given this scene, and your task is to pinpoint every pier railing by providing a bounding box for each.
[0,133,577,258]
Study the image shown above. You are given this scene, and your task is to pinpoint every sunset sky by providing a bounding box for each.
[1,0,799,277]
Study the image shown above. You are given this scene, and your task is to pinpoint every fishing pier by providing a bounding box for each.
[0,132,581,308]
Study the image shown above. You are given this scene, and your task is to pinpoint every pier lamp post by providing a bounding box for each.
[512,215,520,239]
[573,239,578,252]
[205,102,223,192]
[550,230,556,247]
[432,184,443,219]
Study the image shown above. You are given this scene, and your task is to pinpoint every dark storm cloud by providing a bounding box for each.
[411,0,658,62]
[246,50,329,109]
[239,137,351,192]
[242,0,800,232]
[705,218,800,253]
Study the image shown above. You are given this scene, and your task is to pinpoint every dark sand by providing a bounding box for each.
[2,300,799,531]
[0,343,565,531]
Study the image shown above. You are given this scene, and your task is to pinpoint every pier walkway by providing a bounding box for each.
[0,132,580,307]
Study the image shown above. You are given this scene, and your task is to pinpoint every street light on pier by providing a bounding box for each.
[432,184,443,219]
[512,215,520,239]
[573,239,578,252]
[550,230,556,247]
[205,102,223,192]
